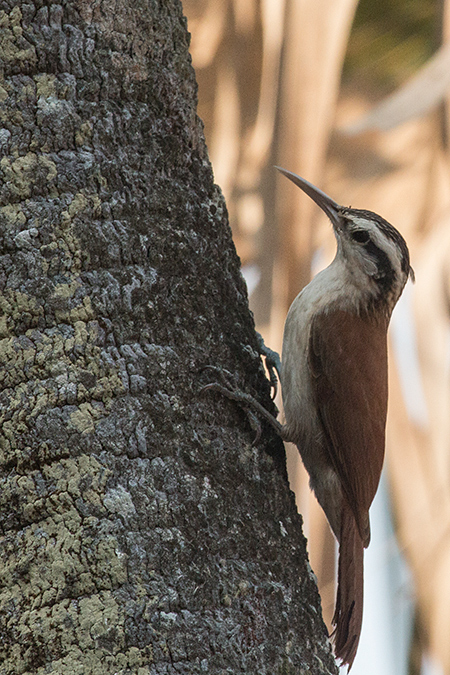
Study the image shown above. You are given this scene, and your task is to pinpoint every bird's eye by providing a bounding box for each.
[350,229,370,244]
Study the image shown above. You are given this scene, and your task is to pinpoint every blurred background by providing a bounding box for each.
[183,1,450,673]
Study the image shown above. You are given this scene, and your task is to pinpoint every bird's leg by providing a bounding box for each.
[255,332,282,400]
[200,365,289,445]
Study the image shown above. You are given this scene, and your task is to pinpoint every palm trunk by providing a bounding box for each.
[0,1,337,673]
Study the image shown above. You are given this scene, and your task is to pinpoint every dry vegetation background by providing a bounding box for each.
[184,0,450,673]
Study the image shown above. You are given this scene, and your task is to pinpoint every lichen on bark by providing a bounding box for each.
[0,1,337,673]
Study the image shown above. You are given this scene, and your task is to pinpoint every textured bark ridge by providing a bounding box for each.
[0,1,337,673]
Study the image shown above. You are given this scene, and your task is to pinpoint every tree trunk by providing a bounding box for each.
[0,1,337,673]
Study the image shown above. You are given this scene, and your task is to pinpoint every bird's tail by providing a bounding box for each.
[332,500,364,669]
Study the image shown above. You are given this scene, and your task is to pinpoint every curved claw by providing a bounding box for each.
[201,381,263,444]
[255,333,282,399]
[266,363,279,400]
[246,408,262,445]
[199,365,284,442]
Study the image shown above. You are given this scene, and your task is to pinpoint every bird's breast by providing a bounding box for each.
[280,284,321,445]
[279,263,373,444]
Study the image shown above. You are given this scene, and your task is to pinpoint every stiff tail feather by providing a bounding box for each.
[332,501,364,669]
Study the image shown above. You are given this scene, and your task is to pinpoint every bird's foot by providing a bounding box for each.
[200,365,283,444]
[255,332,282,400]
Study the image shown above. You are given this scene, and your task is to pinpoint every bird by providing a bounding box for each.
[276,167,414,667]
[202,168,413,668]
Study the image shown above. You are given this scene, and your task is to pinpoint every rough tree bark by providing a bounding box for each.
[0,0,338,673]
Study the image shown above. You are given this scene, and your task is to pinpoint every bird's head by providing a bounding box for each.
[277,167,414,313]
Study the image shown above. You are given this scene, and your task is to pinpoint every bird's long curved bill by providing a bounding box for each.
[276,166,341,226]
